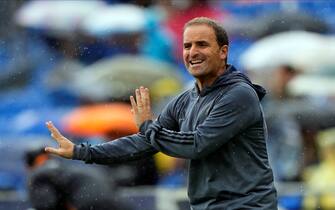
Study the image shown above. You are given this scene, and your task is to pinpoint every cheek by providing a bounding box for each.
[211,53,221,65]
[183,52,189,63]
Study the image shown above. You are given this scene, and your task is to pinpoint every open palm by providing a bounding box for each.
[45,121,74,159]
[130,86,154,128]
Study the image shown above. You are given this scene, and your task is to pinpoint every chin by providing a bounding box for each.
[189,67,206,75]
[189,68,201,73]
[190,72,206,79]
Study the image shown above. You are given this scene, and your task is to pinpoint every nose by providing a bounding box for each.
[189,45,199,58]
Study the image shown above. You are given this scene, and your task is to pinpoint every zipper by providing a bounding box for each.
[192,94,202,129]
[196,95,200,102]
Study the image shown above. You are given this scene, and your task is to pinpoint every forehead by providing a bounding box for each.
[183,24,216,43]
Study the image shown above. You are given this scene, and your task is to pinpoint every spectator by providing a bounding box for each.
[25,146,130,210]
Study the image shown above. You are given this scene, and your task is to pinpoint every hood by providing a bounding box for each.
[195,65,266,101]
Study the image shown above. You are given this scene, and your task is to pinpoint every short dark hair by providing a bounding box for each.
[184,17,229,47]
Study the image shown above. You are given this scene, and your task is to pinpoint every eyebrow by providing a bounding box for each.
[183,40,209,45]
[196,40,209,45]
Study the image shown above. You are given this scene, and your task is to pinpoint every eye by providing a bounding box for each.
[198,41,208,47]
[183,43,191,49]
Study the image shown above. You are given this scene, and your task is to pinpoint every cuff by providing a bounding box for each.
[145,120,162,143]
[72,143,91,163]
[139,120,153,135]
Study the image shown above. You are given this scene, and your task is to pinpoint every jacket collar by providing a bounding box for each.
[192,65,266,100]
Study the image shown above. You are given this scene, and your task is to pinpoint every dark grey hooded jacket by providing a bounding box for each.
[73,65,278,210]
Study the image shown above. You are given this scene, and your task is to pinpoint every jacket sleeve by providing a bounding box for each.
[72,94,186,165]
[145,85,262,159]
[72,134,158,164]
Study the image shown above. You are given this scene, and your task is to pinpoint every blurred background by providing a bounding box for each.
[0,0,335,209]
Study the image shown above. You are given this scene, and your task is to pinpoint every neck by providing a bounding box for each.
[196,65,226,91]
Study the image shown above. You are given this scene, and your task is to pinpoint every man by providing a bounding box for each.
[45,17,277,210]
[262,65,303,181]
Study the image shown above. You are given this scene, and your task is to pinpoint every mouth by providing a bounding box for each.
[189,59,204,67]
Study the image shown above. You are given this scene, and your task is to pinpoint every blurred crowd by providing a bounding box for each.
[0,0,335,209]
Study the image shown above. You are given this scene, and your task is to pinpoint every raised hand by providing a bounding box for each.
[45,121,74,159]
[130,86,154,128]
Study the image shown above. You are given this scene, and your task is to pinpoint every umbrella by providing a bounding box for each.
[240,31,335,73]
[15,0,106,37]
[265,96,335,131]
[80,4,147,37]
[43,59,84,91]
[252,12,330,39]
[222,11,330,40]
[71,55,182,101]
[62,102,138,138]
[288,74,335,97]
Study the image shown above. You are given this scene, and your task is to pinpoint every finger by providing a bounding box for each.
[46,121,63,140]
[45,146,60,155]
[135,88,142,108]
[130,96,138,113]
[46,121,61,138]
[140,86,147,106]
[142,87,151,108]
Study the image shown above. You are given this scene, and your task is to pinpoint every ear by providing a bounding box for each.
[219,45,228,60]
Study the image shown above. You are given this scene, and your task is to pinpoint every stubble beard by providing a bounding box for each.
[187,63,209,79]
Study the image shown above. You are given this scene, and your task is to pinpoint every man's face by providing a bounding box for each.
[183,24,227,80]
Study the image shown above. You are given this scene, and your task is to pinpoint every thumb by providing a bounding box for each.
[45,147,60,156]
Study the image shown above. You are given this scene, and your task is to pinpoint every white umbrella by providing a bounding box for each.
[288,74,335,97]
[15,0,106,37]
[240,31,335,73]
[80,4,147,37]
[71,55,182,101]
